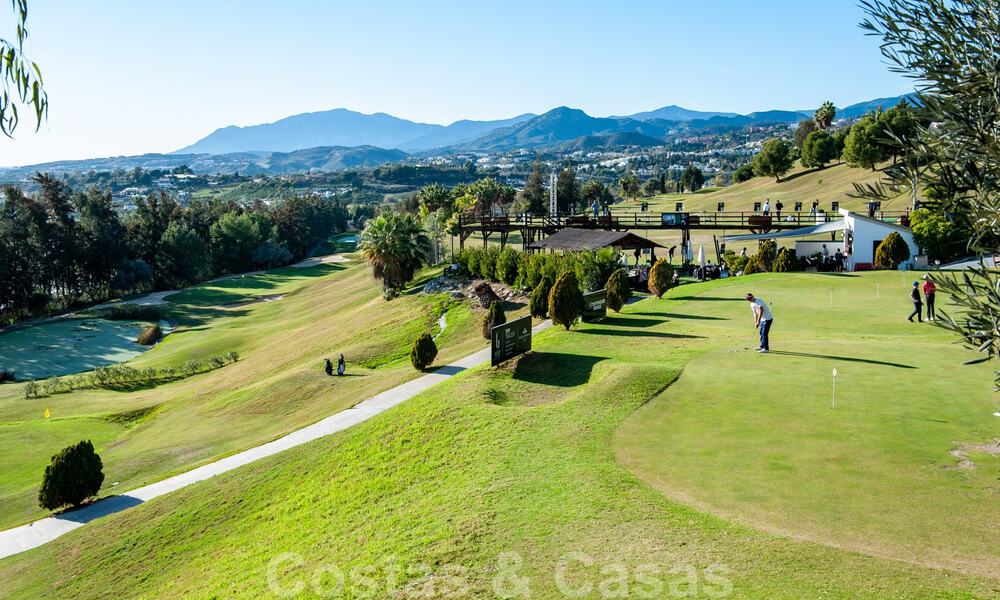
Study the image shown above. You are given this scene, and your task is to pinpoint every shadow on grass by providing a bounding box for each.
[168,264,345,307]
[631,311,728,321]
[602,316,663,328]
[169,305,252,328]
[512,352,606,387]
[577,329,704,340]
[54,494,144,524]
[672,295,743,302]
[769,351,916,369]
[811,272,861,278]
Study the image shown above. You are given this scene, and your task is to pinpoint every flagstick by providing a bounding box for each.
[831,368,838,410]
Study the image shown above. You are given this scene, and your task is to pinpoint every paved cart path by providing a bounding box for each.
[0,320,552,560]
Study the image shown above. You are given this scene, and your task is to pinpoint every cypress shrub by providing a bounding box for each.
[757,240,778,271]
[743,254,768,274]
[874,232,910,270]
[771,248,799,272]
[38,440,104,510]
[410,333,438,371]
[482,301,507,338]
[496,248,520,285]
[648,259,674,298]
[136,324,162,345]
[530,277,553,319]
[479,247,499,280]
[548,271,585,330]
[605,269,632,312]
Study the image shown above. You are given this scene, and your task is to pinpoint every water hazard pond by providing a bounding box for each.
[0,318,164,380]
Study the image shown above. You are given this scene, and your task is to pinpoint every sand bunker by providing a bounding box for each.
[0,318,167,380]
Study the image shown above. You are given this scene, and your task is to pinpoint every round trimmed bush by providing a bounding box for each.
[548,271,585,330]
[605,269,632,312]
[648,259,674,298]
[482,301,507,339]
[875,231,910,270]
[529,277,553,319]
[410,333,438,371]
[38,440,104,510]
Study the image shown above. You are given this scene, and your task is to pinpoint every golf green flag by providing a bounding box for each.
[43,408,50,419]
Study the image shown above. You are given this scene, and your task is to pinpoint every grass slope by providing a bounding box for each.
[2,272,998,598]
[0,251,488,530]
[619,162,912,215]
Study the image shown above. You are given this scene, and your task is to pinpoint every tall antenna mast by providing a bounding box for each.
[549,171,557,216]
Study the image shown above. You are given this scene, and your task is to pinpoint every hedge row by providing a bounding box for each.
[22,351,240,399]
[454,246,620,293]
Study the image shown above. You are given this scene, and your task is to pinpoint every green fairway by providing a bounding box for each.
[0,251,490,530]
[2,272,998,598]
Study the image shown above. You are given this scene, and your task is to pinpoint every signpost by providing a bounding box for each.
[581,289,608,323]
[491,315,532,367]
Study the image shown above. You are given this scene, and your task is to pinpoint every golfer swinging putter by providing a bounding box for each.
[745,292,773,353]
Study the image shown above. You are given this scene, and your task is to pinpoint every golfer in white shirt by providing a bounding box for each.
[746,293,773,353]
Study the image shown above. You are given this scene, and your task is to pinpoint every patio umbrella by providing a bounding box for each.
[697,245,705,268]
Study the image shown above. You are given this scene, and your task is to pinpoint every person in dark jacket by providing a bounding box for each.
[324,358,334,376]
[907,281,923,323]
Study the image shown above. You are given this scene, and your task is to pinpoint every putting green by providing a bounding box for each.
[0,318,158,380]
[615,274,1000,578]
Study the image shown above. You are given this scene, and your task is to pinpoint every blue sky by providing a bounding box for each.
[0,0,911,165]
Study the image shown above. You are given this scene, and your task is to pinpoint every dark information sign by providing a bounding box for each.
[660,212,689,226]
[581,289,608,323]
[491,315,532,367]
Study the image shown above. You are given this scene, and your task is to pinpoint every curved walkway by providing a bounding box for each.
[0,320,553,560]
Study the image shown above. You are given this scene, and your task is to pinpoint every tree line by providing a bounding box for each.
[0,174,349,324]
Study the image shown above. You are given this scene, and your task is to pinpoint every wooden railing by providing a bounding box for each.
[460,210,911,231]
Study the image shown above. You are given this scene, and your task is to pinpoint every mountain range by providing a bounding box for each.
[177,110,536,155]
[178,95,913,156]
[0,94,914,174]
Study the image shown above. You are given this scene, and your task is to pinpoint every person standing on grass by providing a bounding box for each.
[762,199,771,215]
[745,293,773,353]
[775,200,783,219]
[922,274,936,321]
[908,281,923,323]
[668,245,676,263]
[324,358,334,376]
[591,198,600,219]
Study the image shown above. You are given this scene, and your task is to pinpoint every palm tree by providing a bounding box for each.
[814,101,837,130]
[358,212,432,299]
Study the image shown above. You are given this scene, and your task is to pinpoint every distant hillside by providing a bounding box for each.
[178,109,535,155]
[456,107,673,151]
[0,146,407,179]
[626,105,738,121]
[558,131,665,152]
[838,94,916,119]
[257,145,408,172]
[619,162,916,215]
[397,114,535,151]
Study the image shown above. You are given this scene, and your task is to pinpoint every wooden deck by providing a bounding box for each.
[458,210,911,249]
